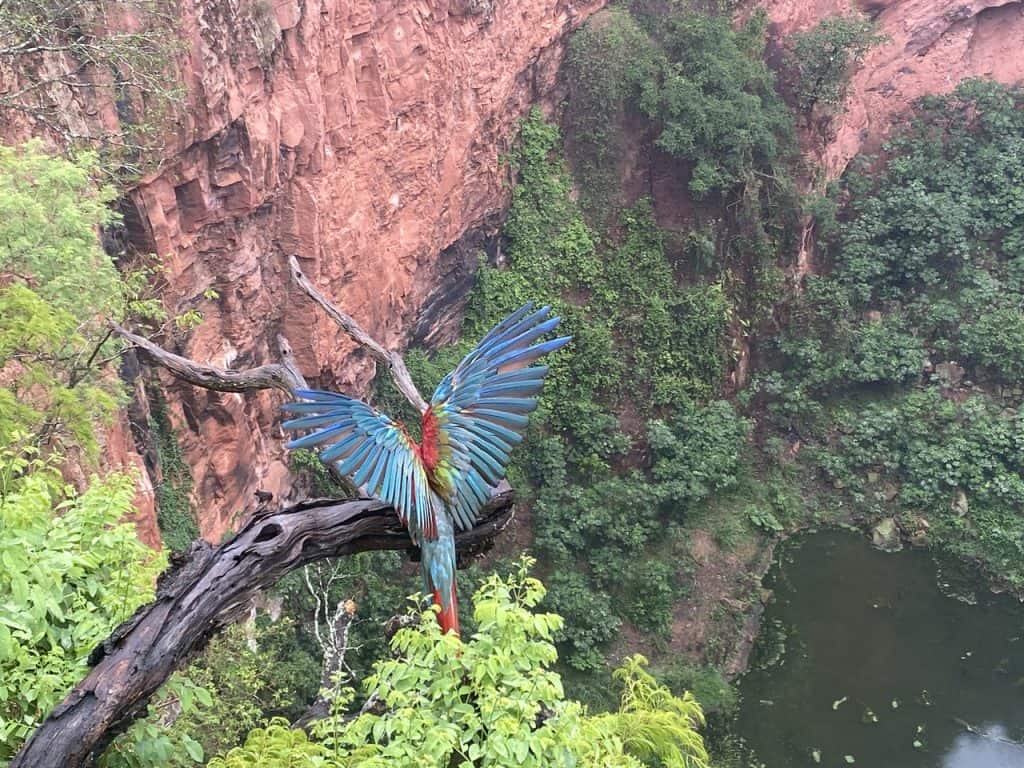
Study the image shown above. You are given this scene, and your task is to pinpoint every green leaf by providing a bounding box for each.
[183,736,204,762]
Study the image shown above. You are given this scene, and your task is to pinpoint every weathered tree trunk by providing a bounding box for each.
[11,489,514,768]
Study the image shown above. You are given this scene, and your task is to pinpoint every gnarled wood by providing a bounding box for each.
[112,322,308,395]
[11,488,514,768]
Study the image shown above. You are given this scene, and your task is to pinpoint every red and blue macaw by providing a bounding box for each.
[281,303,569,635]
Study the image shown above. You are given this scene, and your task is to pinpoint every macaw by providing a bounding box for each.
[280,303,570,635]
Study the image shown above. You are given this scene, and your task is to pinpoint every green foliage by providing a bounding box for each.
[654,663,737,719]
[834,79,1024,307]
[0,0,183,176]
[636,9,792,198]
[205,721,335,766]
[768,81,1024,399]
[770,277,927,395]
[649,400,751,511]
[273,550,415,684]
[102,619,320,766]
[0,142,121,318]
[541,565,622,672]
[787,14,883,116]
[99,676,213,768]
[0,448,164,759]
[566,6,792,203]
[0,285,121,457]
[468,111,729,460]
[209,561,709,768]
[149,389,199,550]
[0,144,129,457]
[959,302,1024,381]
[563,8,661,215]
[809,389,1024,586]
[591,655,708,768]
[763,80,1024,591]
[746,507,783,535]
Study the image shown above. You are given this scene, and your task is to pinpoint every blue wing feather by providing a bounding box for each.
[281,389,434,542]
[429,303,570,532]
[280,304,568,542]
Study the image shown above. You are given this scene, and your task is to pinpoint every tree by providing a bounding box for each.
[637,9,792,198]
[0,0,181,174]
[787,14,883,119]
[0,141,157,459]
[208,559,710,768]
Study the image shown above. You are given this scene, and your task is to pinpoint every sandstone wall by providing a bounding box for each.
[759,0,1024,178]
[124,0,605,541]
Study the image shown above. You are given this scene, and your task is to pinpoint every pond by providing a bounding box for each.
[736,530,1024,767]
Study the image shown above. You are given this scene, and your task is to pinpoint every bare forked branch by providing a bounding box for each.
[286,254,429,413]
[111,322,308,395]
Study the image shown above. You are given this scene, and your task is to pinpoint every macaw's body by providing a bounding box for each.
[281,303,569,634]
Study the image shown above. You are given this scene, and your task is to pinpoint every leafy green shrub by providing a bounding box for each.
[99,676,212,767]
[563,8,661,215]
[960,304,1024,380]
[649,401,751,512]
[0,450,164,759]
[747,507,783,535]
[834,79,1024,310]
[0,142,122,319]
[635,9,791,198]
[619,560,679,637]
[770,278,926,394]
[786,14,882,116]
[811,388,1024,585]
[149,390,199,550]
[0,144,128,457]
[209,560,709,768]
[654,663,737,718]
[157,620,319,761]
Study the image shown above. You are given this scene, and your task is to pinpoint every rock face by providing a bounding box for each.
[871,517,903,552]
[759,0,1024,179]
[125,0,605,541]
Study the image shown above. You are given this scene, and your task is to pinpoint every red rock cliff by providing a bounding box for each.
[125,0,605,541]
[760,0,1024,178]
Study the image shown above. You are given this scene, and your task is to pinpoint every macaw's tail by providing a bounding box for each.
[421,509,460,635]
[432,583,460,636]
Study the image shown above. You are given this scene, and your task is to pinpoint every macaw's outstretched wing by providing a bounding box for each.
[281,390,436,541]
[428,302,570,531]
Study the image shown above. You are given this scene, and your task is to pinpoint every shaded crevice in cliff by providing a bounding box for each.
[410,211,503,350]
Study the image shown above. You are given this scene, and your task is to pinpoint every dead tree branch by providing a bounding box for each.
[292,563,359,727]
[11,489,515,768]
[286,254,429,412]
[111,322,308,395]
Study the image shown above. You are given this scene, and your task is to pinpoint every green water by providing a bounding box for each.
[737,530,1024,767]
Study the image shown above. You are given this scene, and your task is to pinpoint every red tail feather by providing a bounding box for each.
[432,585,460,636]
